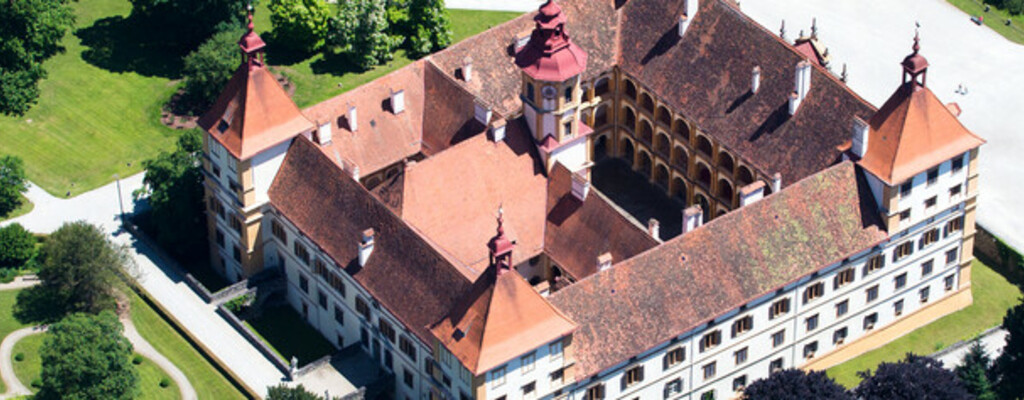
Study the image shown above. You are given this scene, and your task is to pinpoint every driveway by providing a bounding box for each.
[740,0,1024,252]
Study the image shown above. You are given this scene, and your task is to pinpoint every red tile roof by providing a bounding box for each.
[549,161,887,377]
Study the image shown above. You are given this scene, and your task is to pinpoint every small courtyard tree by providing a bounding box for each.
[995,299,1024,399]
[37,311,138,400]
[140,129,207,261]
[407,0,453,57]
[0,223,36,269]
[267,383,323,400]
[269,0,332,54]
[854,353,970,400]
[956,340,996,400]
[0,155,29,217]
[329,0,400,70]
[743,369,852,400]
[37,221,130,314]
[181,28,244,112]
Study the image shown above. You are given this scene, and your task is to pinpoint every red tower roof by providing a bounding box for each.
[487,208,515,264]
[901,32,928,75]
[514,0,588,82]
[238,14,266,57]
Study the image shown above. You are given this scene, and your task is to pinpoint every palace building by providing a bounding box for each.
[198,0,984,399]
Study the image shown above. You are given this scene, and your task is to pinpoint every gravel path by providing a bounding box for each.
[121,315,198,400]
[0,326,46,399]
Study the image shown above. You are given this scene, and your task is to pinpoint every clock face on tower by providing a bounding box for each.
[542,86,557,99]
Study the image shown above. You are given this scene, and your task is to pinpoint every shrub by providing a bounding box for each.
[31,377,41,388]
[224,293,254,313]
[14,352,24,362]
[159,377,171,388]
[132,354,143,365]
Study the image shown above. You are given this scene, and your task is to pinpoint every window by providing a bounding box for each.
[400,336,417,362]
[927,167,939,185]
[356,297,370,320]
[564,86,573,102]
[864,313,878,330]
[623,365,644,387]
[700,330,722,352]
[925,196,937,209]
[664,378,683,398]
[379,320,396,343]
[313,259,329,281]
[899,209,911,221]
[212,164,221,178]
[894,241,914,262]
[866,254,885,275]
[921,259,934,276]
[920,228,940,248]
[490,365,506,387]
[563,120,573,137]
[522,381,536,398]
[771,329,785,348]
[702,362,716,380]
[945,217,964,236]
[900,181,913,197]
[895,273,908,290]
[329,273,346,298]
[550,368,564,386]
[549,340,563,360]
[233,245,242,263]
[833,327,848,345]
[920,286,930,303]
[293,242,310,265]
[734,347,748,365]
[834,268,855,289]
[318,291,327,309]
[866,285,879,303]
[584,384,604,400]
[299,275,309,293]
[732,376,747,392]
[946,248,959,265]
[803,282,825,304]
[701,390,715,400]
[271,220,287,242]
[521,352,535,374]
[526,83,535,102]
[384,349,393,370]
[404,369,414,388]
[836,299,849,317]
[894,299,904,316]
[334,306,344,324]
[769,358,784,374]
[731,315,753,338]
[664,347,685,369]
[231,216,244,234]
[950,184,963,198]
[215,229,225,248]
[945,274,956,291]
[804,341,818,359]
[806,314,819,331]
[769,298,790,319]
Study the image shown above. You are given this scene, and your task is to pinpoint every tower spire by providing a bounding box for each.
[238,5,266,70]
[488,206,514,272]
[901,30,928,87]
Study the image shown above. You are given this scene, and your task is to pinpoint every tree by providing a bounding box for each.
[956,340,996,400]
[329,0,400,70]
[0,223,36,269]
[269,0,332,54]
[267,384,323,400]
[38,221,129,314]
[0,0,75,115]
[37,311,138,400]
[407,0,452,57]
[742,369,852,400]
[995,300,1024,399]
[0,155,29,217]
[854,353,970,400]
[128,0,248,49]
[181,28,244,112]
[140,129,208,262]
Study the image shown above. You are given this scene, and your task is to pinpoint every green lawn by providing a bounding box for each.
[827,259,1021,388]
[128,290,246,399]
[0,289,34,394]
[947,0,1024,44]
[12,332,179,399]
[243,305,334,366]
[0,195,34,222]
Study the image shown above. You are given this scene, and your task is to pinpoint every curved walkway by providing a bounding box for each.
[121,315,197,400]
[0,326,46,399]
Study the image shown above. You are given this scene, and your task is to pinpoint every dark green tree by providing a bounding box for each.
[407,0,452,57]
[854,353,970,400]
[140,129,207,262]
[0,155,29,217]
[269,0,332,54]
[128,0,248,49]
[181,28,244,112]
[37,311,138,400]
[995,300,1024,399]
[743,369,852,400]
[329,0,400,70]
[0,0,75,115]
[38,221,129,314]
[0,223,36,269]
[267,383,323,400]
[956,340,996,400]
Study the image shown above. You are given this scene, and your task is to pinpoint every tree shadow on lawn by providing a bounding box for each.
[261,31,318,67]
[75,15,189,79]
[309,51,369,77]
[14,286,67,325]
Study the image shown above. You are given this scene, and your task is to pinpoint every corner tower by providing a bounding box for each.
[515,0,592,174]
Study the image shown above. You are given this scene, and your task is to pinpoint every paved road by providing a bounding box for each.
[122,315,198,400]
[0,326,45,399]
[741,0,1024,253]
[933,327,1008,369]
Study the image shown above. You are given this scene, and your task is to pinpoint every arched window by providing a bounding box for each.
[737,166,755,187]
[674,119,690,142]
[640,93,655,113]
[718,151,735,173]
[640,121,653,143]
[657,106,671,126]
[672,146,688,170]
[594,105,609,127]
[696,163,712,188]
[564,86,573,103]
[697,135,713,157]
[620,139,635,165]
[623,107,636,129]
[718,179,734,203]
[654,165,670,189]
[638,151,653,177]
[654,132,670,156]
[672,178,687,202]
[624,79,638,99]
[595,77,610,96]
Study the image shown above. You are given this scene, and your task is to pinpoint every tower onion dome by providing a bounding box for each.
[514,0,588,81]
[901,32,928,78]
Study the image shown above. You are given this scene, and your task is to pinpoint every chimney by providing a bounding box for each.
[597,252,613,272]
[677,15,690,38]
[513,30,532,52]
[347,105,358,132]
[358,228,375,267]
[771,172,782,193]
[682,206,703,234]
[390,89,405,114]
[462,56,473,82]
[851,117,869,158]
[739,181,766,206]
[677,0,698,37]
[571,172,591,201]
[489,118,507,142]
[474,103,492,125]
[648,218,660,239]
[789,61,812,115]
[316,121,332,145]
[751,66,761,94]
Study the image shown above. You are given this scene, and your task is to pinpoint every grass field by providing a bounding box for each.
[135,355,181,400]
[0,196,34,222]
[947,0,1024,44]
[243,305,334,366]
[11,333,42,392]
[128,290,246,399]
[827,259,1021,388]
[0,289,34,394]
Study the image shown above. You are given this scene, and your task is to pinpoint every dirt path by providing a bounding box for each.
[0,326,46,399]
